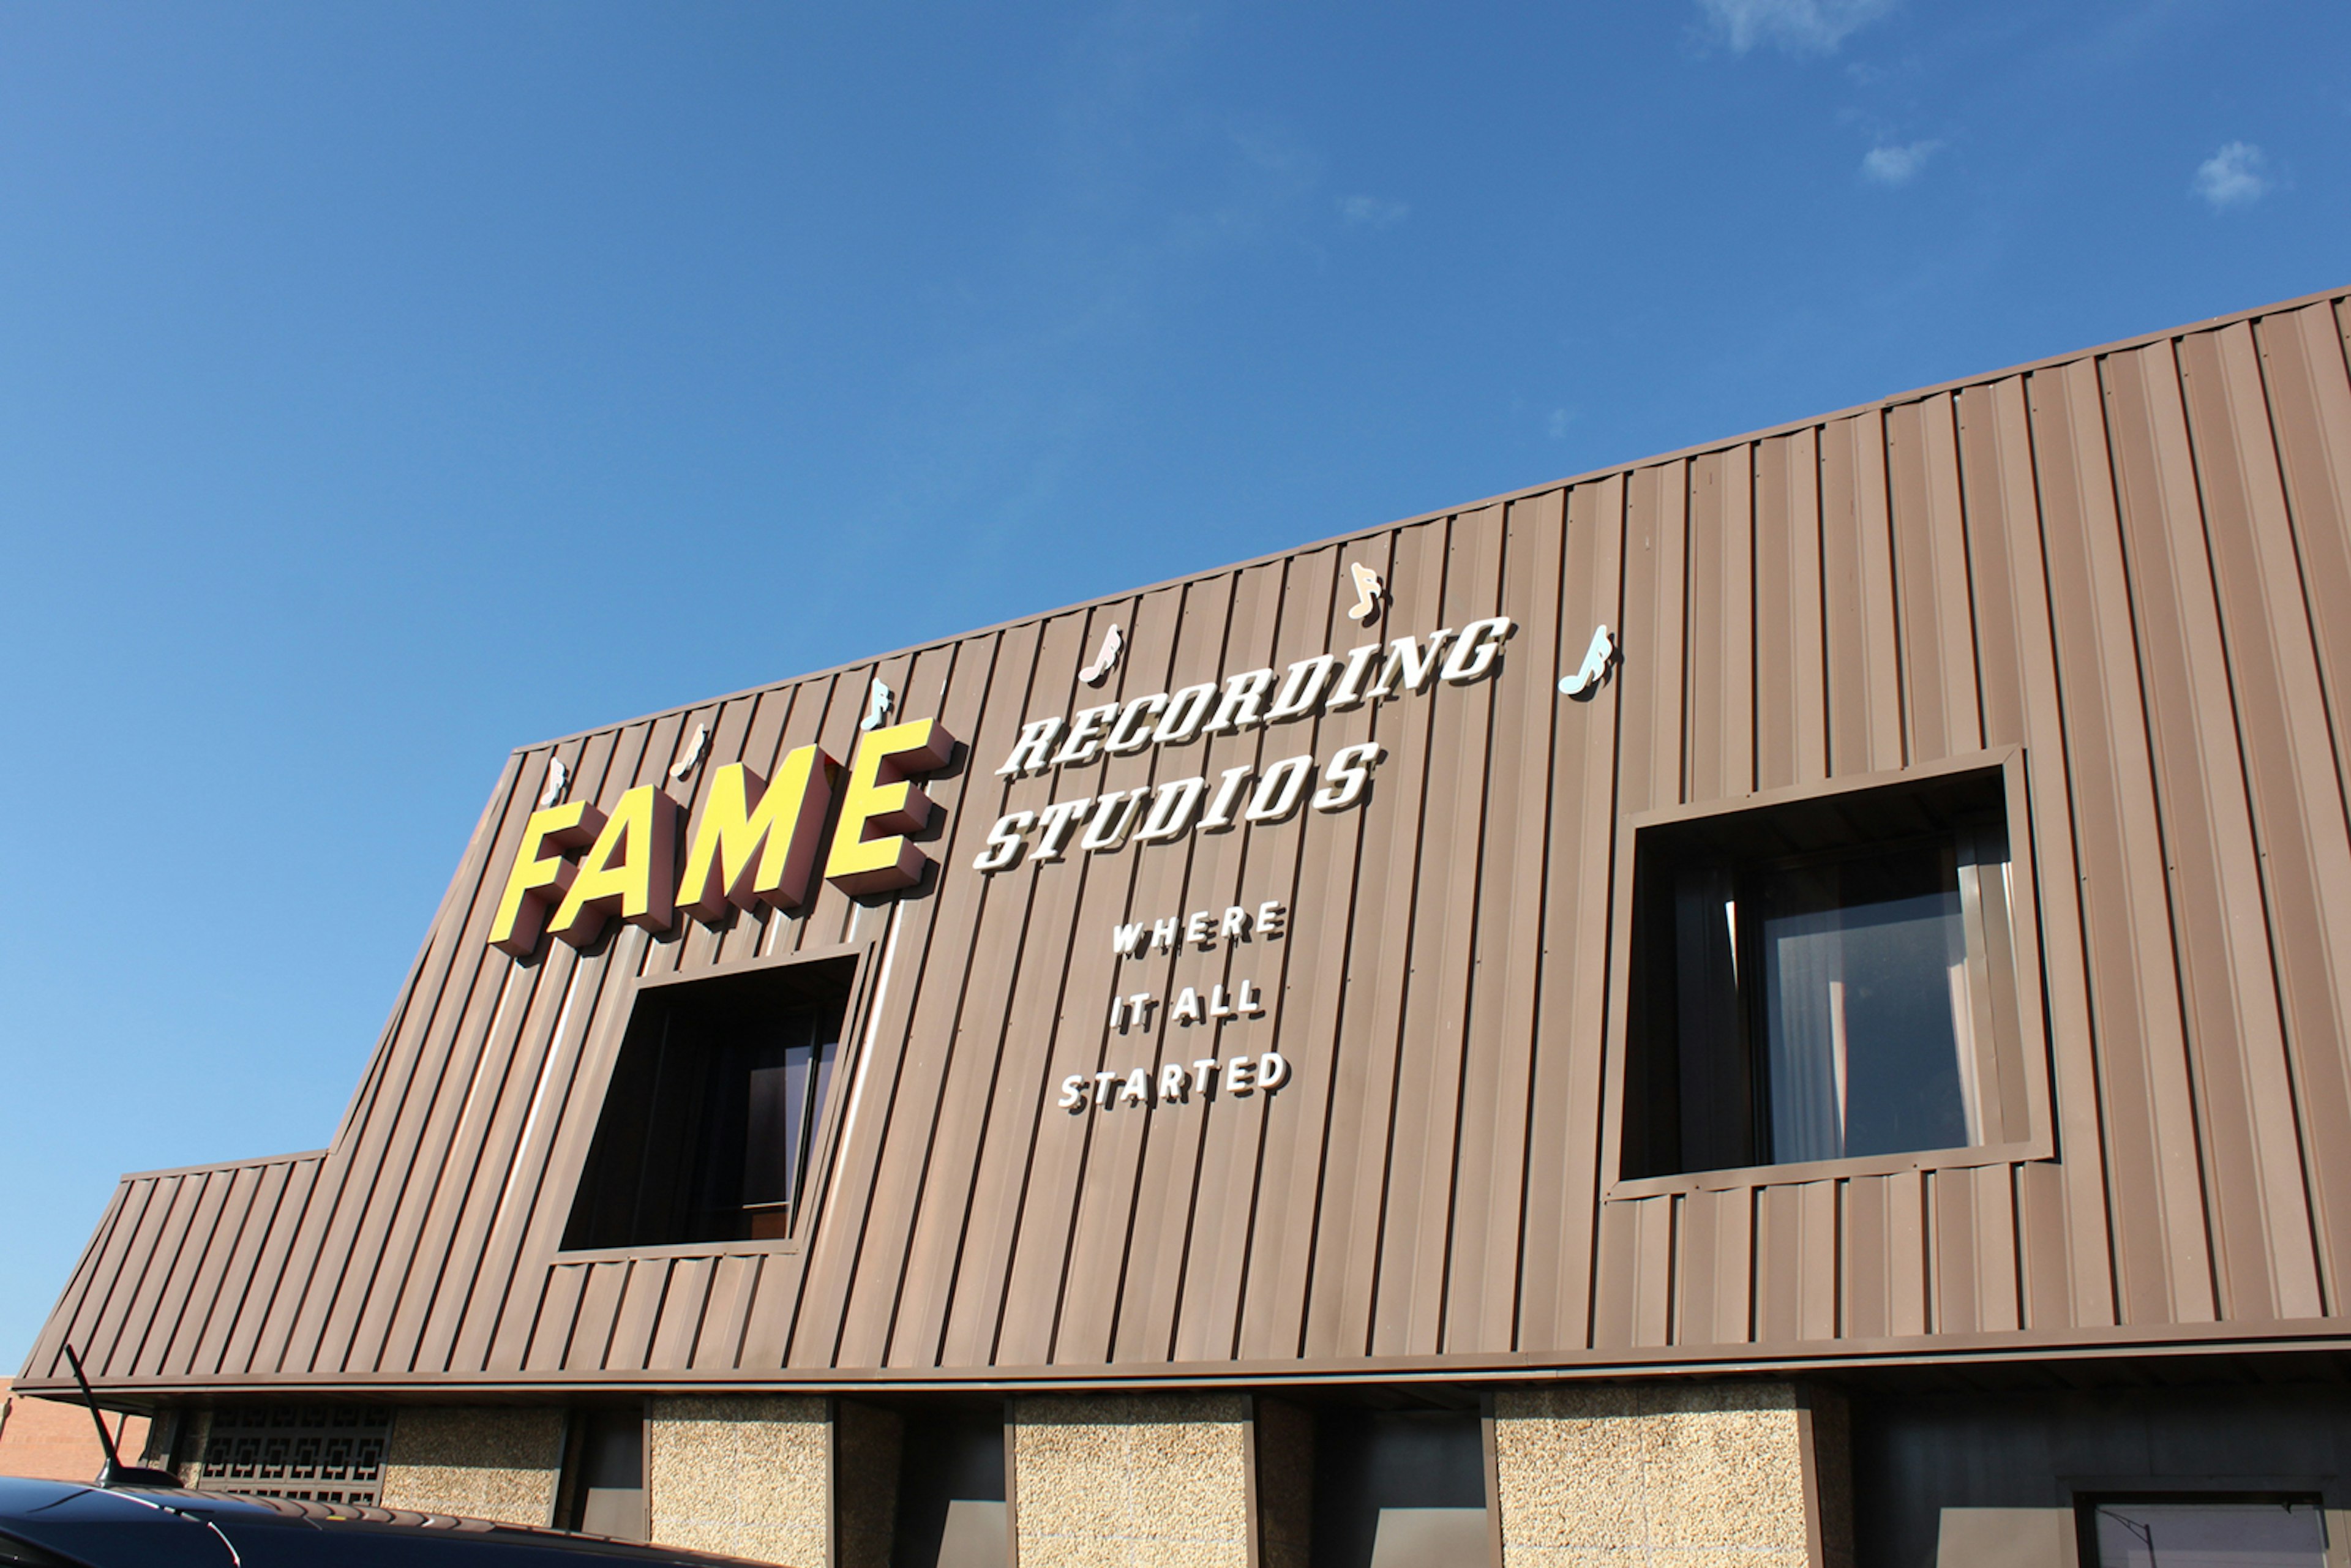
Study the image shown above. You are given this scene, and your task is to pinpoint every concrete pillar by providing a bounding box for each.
[647,1394,830,1565]
[1490,1381,1851,1568]
[1011,1393,1253,1568]
[378,1406,566,1525]
[138,1406,209,1488]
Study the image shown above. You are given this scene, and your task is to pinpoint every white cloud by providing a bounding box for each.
[2193,141,2270,209]
[1338,195,1409,229]
[1699,0,1896,55]
[1861,139,1941,186]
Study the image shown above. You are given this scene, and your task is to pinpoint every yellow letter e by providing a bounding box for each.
[824,719,957,896]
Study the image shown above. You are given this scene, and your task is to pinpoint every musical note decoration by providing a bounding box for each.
[538,756,570,809]
[862,678,896,732]
[1558,625,1618,699]
[1346,562,1385,625]
[667,724,708,781]
[1079,623,1125,686]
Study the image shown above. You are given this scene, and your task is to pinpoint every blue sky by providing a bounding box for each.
[0,0,2343,1364]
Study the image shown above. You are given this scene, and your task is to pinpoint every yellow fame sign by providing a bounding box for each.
[487,718,956,958]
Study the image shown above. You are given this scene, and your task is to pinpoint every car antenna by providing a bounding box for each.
[61,1343,184,1489]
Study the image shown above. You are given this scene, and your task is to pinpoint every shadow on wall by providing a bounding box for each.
[1854,1384,2351,1568]
[891,1405,1006,1568]
[1311,1407,1488,1568]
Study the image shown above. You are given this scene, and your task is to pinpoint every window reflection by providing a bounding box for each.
[2088,1499,2326,1568]
[1758,847,1973,1163]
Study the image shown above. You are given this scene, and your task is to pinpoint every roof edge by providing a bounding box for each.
[502,280,2351,757]
[115,1149,329,1184]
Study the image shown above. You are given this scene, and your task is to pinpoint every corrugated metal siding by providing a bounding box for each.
[28,287,2351,1391]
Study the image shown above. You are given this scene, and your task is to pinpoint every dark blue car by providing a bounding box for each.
[0,1477,771,1567]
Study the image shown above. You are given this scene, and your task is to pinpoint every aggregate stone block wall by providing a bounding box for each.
[1012,1392,1253,1568]
[648,1394,830,1566]
[378,1406,566,1525]
[1491,1382,1851,1568]
[140,1408,208,1488]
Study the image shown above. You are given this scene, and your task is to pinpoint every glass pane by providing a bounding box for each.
[742,1060,796,1207]
[1759,847,1973,1162]
[784,1054,810,1186]
[2091,1502,2327,1568]
[804,1031,838,1176]
[742,1007,840,1218]
[1674,864,1753,1172]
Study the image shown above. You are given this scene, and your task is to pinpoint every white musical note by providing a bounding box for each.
[1079,623,1124,686]
[1346,562,1385,624]
[667,724,708,781]
[538,756,569,809]
[861,678,895,732]
[1558,625,1617,698]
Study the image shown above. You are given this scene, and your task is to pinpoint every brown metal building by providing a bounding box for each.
[22,283,2351,1568]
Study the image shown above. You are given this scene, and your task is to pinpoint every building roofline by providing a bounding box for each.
[20,1312,2351,1406]
[504,278,2349,755]
[114,1150,328,1184]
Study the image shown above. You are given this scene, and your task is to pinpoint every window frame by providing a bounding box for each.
[1600,746,2053,1199]
[549,939,877,1262]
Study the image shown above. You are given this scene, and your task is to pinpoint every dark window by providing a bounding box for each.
[561,1407,647,1542]
[1309,1408,1487,1568]
[2080,1496,2327,1568]
[891,1405,1007,1568]
[564,957,853,1250]
[1622,767,2025,1178]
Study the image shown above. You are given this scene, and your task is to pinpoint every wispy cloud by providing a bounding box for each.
[2192,141,2270,209]
[1861,139,1941,186]
[1338,194,1409,229]
[1698,0,1897,56]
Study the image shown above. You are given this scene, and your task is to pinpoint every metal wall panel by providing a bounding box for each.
[28,285,2351,1396]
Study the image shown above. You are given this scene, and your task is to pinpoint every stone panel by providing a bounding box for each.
[648,1394,830,1566]
[378,1406,564,1525]
[1491,1382,1850,1568]
[146,1407,210,1488]
[1012,1393,1252,1568]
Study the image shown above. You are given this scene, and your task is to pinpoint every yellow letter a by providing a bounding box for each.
[548,784,681,948]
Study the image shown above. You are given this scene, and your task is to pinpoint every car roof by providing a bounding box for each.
[0,1476,773,1565]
